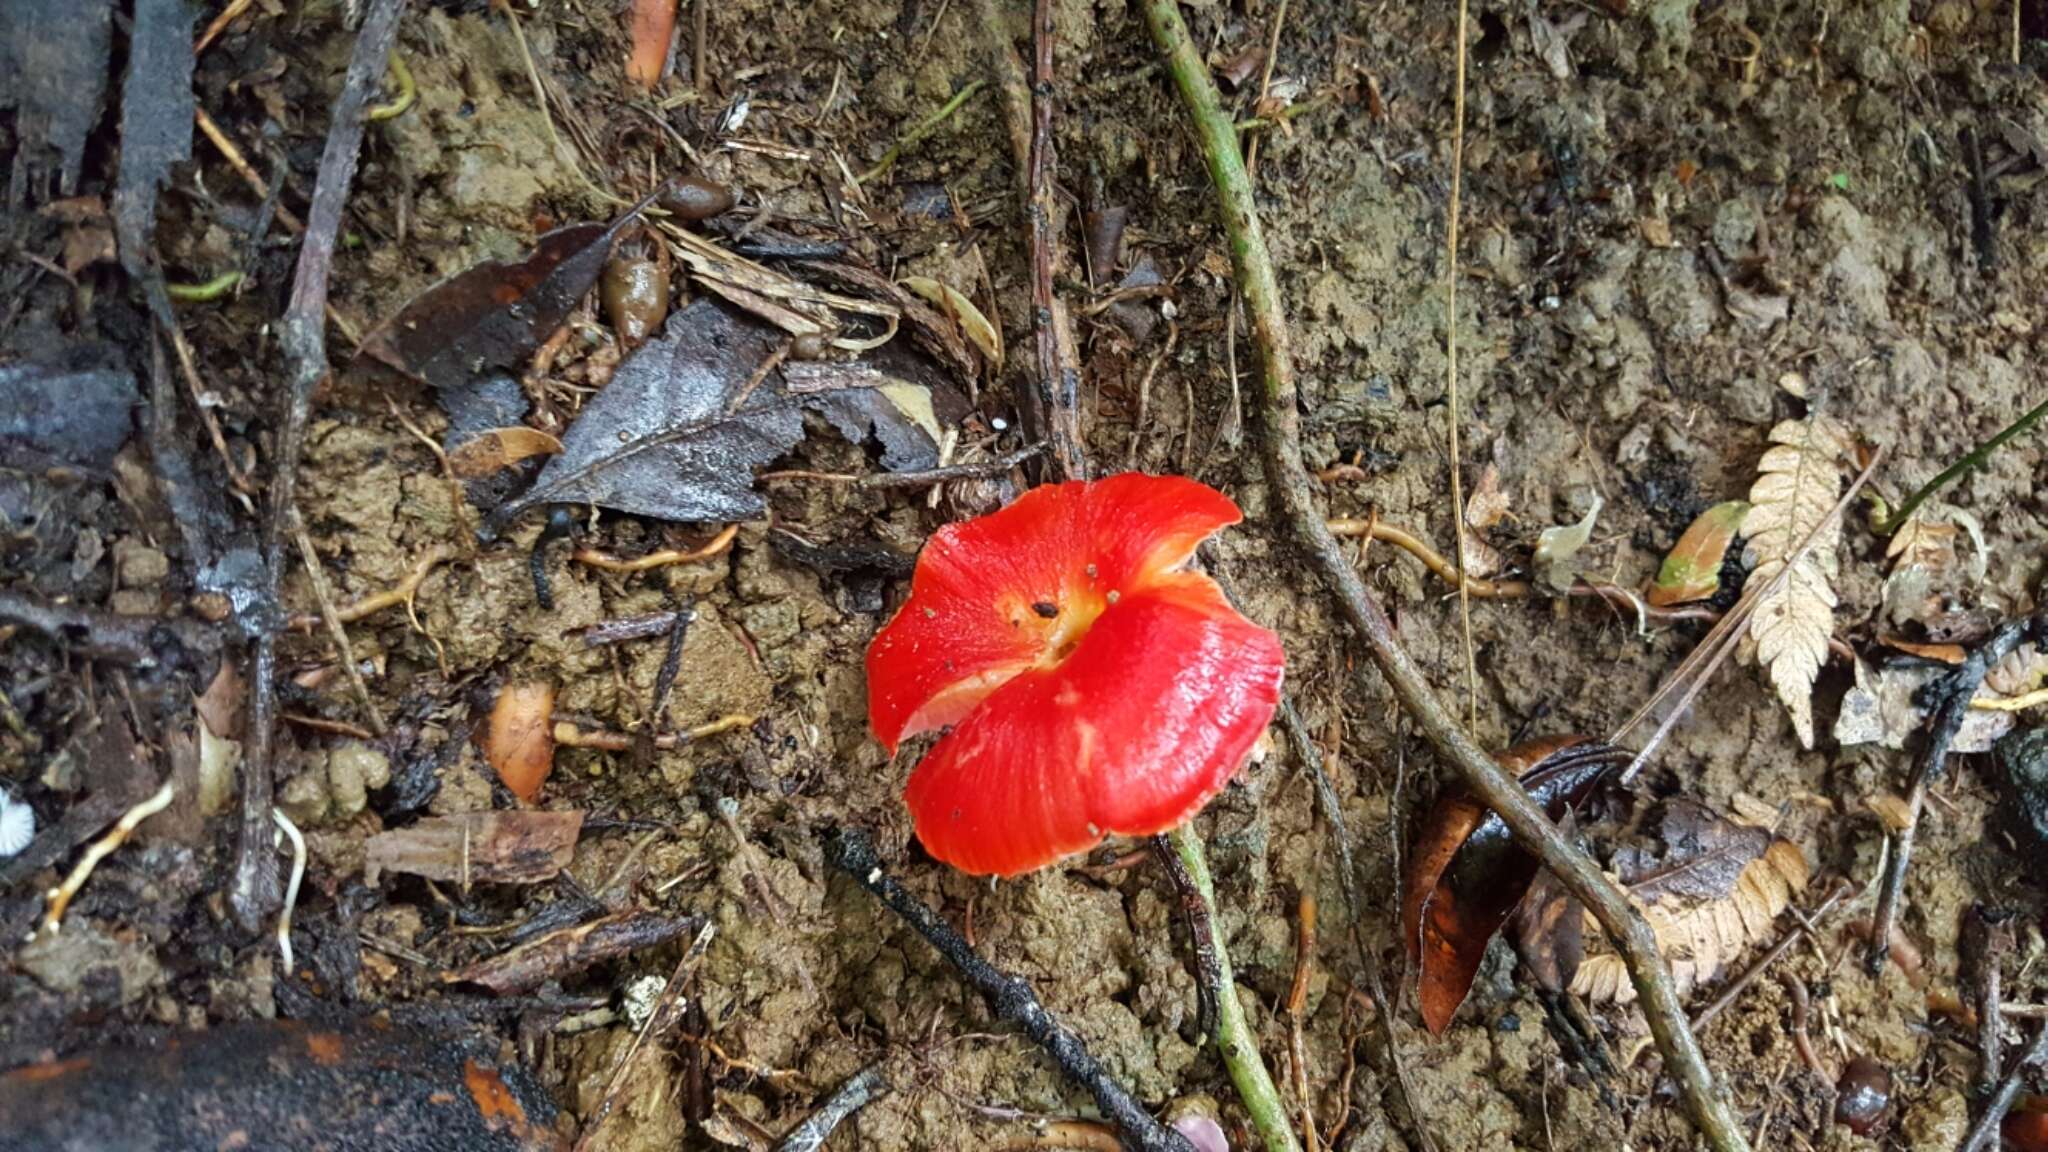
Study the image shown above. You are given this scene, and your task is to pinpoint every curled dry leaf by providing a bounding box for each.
[447,427,565,479]
[1400,736,1629,1034]
[899,275,1003,371]
[1740,414,1853,748]
[1882,512,1963,627]
[364,810,584,886]
[485,680,556,802]
[353,197,652,394]
[1533,494,1603,593]
[1562,801,1810,1005]
[1649,500,1748,607]
[1456,464,1508,580]
[667,228,898,352]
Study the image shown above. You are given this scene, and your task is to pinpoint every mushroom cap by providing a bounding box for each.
[867,474,1285,876]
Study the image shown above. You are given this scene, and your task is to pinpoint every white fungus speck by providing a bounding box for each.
[0,789,32,858]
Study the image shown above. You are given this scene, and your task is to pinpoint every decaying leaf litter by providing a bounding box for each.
[3,0,2048,1149]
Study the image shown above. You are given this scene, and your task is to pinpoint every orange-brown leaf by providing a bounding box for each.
[1648,500,1748,607]
[448,427,564,479]
[1400,736,1628,1034]
[485,681,556,802]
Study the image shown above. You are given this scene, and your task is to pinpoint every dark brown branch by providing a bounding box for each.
[234,0,409,932]
[824,828,1193,1152]
[1152,832,1222,1040]
[1959,1023,2048,1152]
[1140,3,1748,1148]
[1024,0,1086,480]
[1866,616,2041,975]
[978,0,1085,482]
[774,1062,891,1152]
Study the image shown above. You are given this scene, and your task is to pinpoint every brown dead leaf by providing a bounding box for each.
[364,810,584,886]
[625,0,677,89]
[447,427,565,479]
[1401,737,1629,1034]
[353,200,652,394]
[195,661,245,740]
[899,276,1002,371]
[1463,464,1511,530]
[485,681,556,802]
[1567,802,1810,1004]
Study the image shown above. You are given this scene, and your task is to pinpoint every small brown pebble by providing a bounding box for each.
[658,174,736,221]
[790,331,827,360]
[1834,1054,1892,1135]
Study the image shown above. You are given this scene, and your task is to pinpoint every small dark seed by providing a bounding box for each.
[1834,1055,1891,1136]
[658,174,737,222]
[1032,601,1058,618]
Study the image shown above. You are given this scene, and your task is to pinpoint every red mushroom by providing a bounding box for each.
[867,473,1285,876]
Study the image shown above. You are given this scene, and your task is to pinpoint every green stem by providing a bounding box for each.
[1876,391,2048,534]
[165,271,244,302]
[858,79,986,184]
[1165,822,1303,1152]
[1142,2,1750,1150]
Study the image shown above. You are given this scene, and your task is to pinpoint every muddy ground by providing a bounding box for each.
[3,0,2047,1149]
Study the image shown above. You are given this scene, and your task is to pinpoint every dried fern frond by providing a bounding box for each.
[1740,415,1854,747]
[1571,839,1810,1005]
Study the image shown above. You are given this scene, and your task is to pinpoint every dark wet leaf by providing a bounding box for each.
[1399,736,1627,1035]
[364,810,584,886]
[0,358,138,469]
[486,300,953,531]
[487,299,798,529]
[1613,799,1774,903]
[794,346,965,472]
[111,0,194,274]
[1508,856,1582,994]
[0,1019,565,1152]
[0,0,115,197]
[355,208,646,393]
[442,909,699,996]
[1995,727,2048,871]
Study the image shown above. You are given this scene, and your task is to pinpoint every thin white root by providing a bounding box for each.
[35,779,176,940]
[272,807,307,971]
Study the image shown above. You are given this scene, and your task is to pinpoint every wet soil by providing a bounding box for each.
[4,0,2047,1150]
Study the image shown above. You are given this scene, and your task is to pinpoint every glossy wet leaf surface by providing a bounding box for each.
[1400,736,1628,1034]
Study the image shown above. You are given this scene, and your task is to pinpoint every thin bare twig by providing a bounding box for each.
[1867,616,2042,975]
[291,515,386,735]
[1959,1023,2048,1152]
[1139,5,1749,1147]
[1442,0,1478,729]
[235,0,408,933]
[572,920,717,1152]
[824,828,1194,1152]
